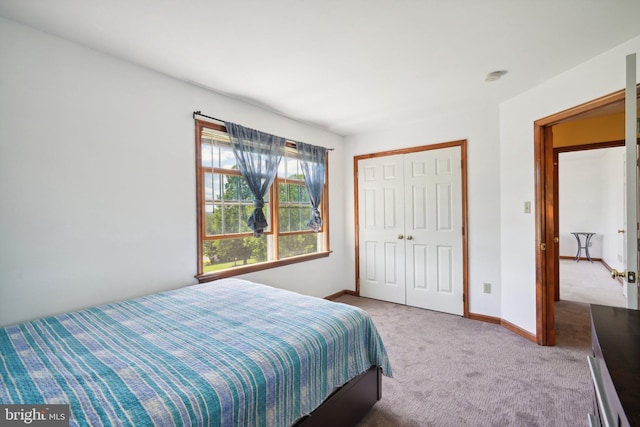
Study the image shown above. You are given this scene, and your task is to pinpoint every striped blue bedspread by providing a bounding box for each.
[0,278,392,426]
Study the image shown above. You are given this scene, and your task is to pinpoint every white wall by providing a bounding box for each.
[558,148,625,261]
[0,17,347,327]
[344,103,503,318]
[499,36,640,334]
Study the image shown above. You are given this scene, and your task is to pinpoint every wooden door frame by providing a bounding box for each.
[534,87,639,345]
[353,139,469,317]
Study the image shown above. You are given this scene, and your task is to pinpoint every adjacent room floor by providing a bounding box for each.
[559,258,626,308]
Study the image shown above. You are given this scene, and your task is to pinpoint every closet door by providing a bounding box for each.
[404,147,463,315]
[356,146,464,315]
[358,154,406,304]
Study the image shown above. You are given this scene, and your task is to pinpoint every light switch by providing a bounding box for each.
[524,201,531,214]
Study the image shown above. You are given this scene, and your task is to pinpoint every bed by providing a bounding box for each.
[0,278,392,426]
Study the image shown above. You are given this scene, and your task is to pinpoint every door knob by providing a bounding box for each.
[398,234,404,239]
[612,269,637,283]
[611,269,626,279]
[618,229,625,234]
[406,235,413,240]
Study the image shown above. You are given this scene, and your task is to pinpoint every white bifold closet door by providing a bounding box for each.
[357,146,463,315]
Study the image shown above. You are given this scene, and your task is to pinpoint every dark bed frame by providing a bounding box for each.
[294,366,381,427]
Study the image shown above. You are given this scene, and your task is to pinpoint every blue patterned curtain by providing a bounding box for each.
[297,141,328,231]
[225,122,286,237]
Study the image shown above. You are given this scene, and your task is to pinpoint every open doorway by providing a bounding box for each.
[533,86,640,346]
[557,146,626,308]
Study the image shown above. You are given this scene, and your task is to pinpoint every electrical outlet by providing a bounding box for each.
[483,283,491,294]
[524,201,531,214]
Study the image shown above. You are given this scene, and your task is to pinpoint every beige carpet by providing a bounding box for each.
[336,296,593,427]
[559,259,626,307]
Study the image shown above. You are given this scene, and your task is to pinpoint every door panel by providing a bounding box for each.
[411,185,427,230]
[412,244,428,289]
[384,242,400,284]
[436,182,453,230]
[364,241,377,281]
[437,245,454,293]
[405,147,463,315]
[358,155,406,304]
[384,187,398,228]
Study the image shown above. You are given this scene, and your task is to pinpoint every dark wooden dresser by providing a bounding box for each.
[589,304,640,427]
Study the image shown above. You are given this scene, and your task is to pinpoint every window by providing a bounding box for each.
[195,120,330,282]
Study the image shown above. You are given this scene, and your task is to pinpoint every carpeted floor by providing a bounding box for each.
[336,296,593,427]
[559,259,626,307]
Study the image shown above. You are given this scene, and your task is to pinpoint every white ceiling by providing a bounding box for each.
[1,0,639,136]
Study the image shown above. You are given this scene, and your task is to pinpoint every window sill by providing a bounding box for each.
[196,251,332,283]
